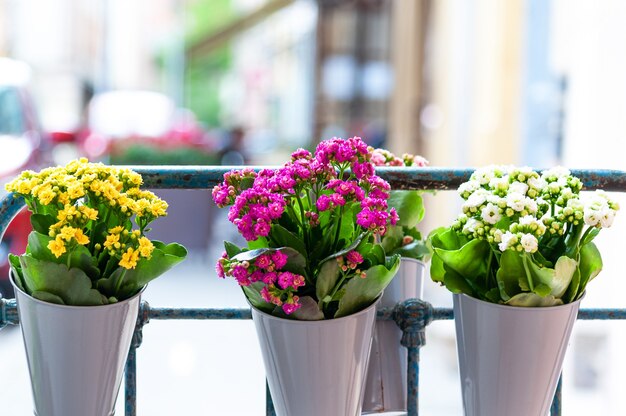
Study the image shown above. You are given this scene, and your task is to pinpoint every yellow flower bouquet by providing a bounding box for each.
[5,158,187,305]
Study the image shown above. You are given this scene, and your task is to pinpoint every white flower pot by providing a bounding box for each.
[12,274,142,416]
[251,298,379,416]
[363,258,425,413]
[454,293,582,416]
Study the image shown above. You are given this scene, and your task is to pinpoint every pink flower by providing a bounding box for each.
[262,272,278,285]
[346,250,363,265]
[255,254,272,269]
[390,208,399,225]
[282,295,301,315]
[215,259,226,278]
[272,251,288,269]
[316,195,331,211]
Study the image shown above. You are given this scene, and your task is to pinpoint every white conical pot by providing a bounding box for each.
[363,257,425,413]
[251,298,379,416]
[454,293,582,416]
[12,275,142,416]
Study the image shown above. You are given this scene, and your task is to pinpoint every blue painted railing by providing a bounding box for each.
[2,166,626,416]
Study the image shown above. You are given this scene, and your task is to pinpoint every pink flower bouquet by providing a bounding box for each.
[213,137,400,320]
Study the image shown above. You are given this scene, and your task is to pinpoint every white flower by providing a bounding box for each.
[542,166,570,179]
[520,233,539,253]
[489,176,509,192]
[492,228,503,243]
[463,218,482,234]
[471,167,496,185]
[548,182,561,194]
[524,197,538,214]
[600,208,616,228]
[506,192,526,212]
[465,189,489,209]
[584,208,600,227]
[481,203,501,225]
[509,181,529,195]
[498,231,518,252]
[458,180,481,197]
[527,176,546,191]
[567,198,584,211]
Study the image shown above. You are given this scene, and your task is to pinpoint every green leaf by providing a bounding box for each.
[242,282,274,313]
[247,237,269,250]
[581,228,601,246]
[442,263,477,296]
[289,296,324,321]
[232,248,272,262]
[281,247,307,276]
[391,241,431,261]
[31,291,66,304]
[576,242,603,299]
[433,239,490,282]
[335,254,401,318]
[26,231,56,261]
[528,255,577,299]
[365,244,386,266]
[496,250,525,300]
[224,241,244,258]
[29,214,54,235]
[533,283,552,297]
[428,227,470,251]
[388,190,424,229]
[9,254,25,291]
[271,224,307,257]
[381,225,403,254]
[338,204,359,242]
[315,259,341,303]
[506,292,563,307]
[319,232,368,265]
[19,256,107,305]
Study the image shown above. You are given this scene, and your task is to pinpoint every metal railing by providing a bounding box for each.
[2,166,626,416]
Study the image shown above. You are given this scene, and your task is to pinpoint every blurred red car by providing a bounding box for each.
[0,58,52,297]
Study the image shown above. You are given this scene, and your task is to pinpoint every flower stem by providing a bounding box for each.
[326,270,347,304]
[332,206,344,252]
[115,269,127,295]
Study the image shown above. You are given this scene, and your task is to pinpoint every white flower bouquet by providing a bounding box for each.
[428,166,619,306]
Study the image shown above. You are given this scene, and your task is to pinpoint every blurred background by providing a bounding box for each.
[2,0,626,414]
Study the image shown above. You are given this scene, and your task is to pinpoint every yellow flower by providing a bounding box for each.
[74,229,90,245]
[66,181,85,200]
[119,247,140,269]
[47,237,67,258]
[36,186,56,205]
[59,226,77,242]
[79,206,98,221]
[104,233,120,250]
[150,199,168,217]
[138,237,154,258]
[109,226,124,234]
[57,205,79,223]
